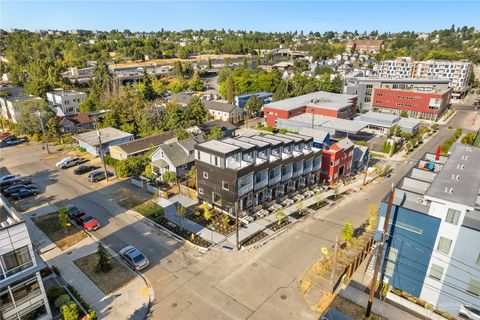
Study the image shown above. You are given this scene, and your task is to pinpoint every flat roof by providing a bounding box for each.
[250,135,283,146]
[354,111,399,127]
[425,143,480,208]
[48,89,86,96]
[263,91,357,111]
[236,136,269,148]
[222,138,256,150]
[197,140,241,154]
[4,95,42,102]
[299,128,330,142]
[349,77,451,84]
[398,117,422,129]
[73,127,133,146]
[281,114,368,134]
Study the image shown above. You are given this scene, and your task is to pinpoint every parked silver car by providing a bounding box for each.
[119,246,149,271]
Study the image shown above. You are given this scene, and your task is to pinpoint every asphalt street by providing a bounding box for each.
[0,108,477,319]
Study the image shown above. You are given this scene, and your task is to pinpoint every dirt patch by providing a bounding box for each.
[329,295,381,319]
[74,252,135,295]
[110,187,151,209]
[33,213,87,250]
[240,231,269,247]
[157,217,211,248]
[267,219,290,231]
[187,207,241,236]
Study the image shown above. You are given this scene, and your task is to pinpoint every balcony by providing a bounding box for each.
[269,174,281,186]
[238,184,253,196]
[254,178,268,191]
[292,169,303,178]
[304,164,313,175]
[281,170,293,182]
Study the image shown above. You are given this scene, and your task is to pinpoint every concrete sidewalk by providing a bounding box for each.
[24,204,152,320]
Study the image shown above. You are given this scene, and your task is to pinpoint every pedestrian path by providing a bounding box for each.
[24,204,151,320]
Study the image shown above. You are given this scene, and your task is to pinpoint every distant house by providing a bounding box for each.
[150,137,203,179]
[109,131,177,160]
[58,113,95,133]
[299,128,331,149]
[205,101,244,124]
[73,127,134,156]
[352,145,369,172]
[46,89,87,116]
[321,138,354,186]
[198,120,238,138]
[0,95,42,123]
[234,92,273,108]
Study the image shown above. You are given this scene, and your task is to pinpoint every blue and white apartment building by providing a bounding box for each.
[376,143,480,317]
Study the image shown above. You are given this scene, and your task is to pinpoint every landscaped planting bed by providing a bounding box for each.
[187,207,241,236]
[157,217,211,248]
[240,231,269,247]
[308,200,328,211]
[134,201,164,222]
[74,252,135,295]
[33,213,87,250]
[267,219,291,231]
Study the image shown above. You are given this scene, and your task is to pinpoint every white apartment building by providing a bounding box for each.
[46,89,87,116]
[0,95,43,123]
[0,197,52,320]
[374,57,472,97]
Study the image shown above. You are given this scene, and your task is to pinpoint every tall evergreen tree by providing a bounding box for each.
[243,57,248,68]
[207,58,212,69]
[273,80,289,101]
[142,69,156,101]
[245,94,262,117]
[96,243,112,273]
[185,96,208,126]
[173,61,183,80]
[226,75,235,104]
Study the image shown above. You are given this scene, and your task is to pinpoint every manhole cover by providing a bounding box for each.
[251,262,258,267]
[171,303,177,308]
[280,295,287,300]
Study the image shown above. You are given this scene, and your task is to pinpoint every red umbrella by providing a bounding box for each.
[435,146,441,161]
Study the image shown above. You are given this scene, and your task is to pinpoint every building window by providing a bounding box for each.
[445,208,461,225]
[429,264,444,280]
[0,246,33,278]
[222,181,229,190]
[0,288,13,313]
[384,247,398,277]
[181,164,188,169]
[198,188,203,195]
[203,172,208,179]
[11,275,41,307]
[17,300,47,320]
[212,192,222,206]
[467,278,480,296]
[437,237,453,255]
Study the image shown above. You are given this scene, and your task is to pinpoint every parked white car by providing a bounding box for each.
[460,305,480,320]
[56,157,85,169]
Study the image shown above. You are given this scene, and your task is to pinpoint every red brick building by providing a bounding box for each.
[371,88,452,120]
[321,138,354,186]
[263,91,357,127]
[345,40,384,53]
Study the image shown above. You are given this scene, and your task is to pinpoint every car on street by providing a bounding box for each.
[2,184,38,196]
[10,188,39,200]
[1,135,15,143]
[88,170,114,182]
[0,174,21,184]
[73,165,100,175]
[73,213,101,231]
[65,204,83,218]
[460,305,480,320]
[119,246,149,271]
[56,157,87,169]
[6,137,28,146]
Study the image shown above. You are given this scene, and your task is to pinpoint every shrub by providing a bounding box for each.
[382,141,391,153]
[62,303,80,320]
[47,285,67,301]
[77,146,86,152]
[54,294,71,308]
[51,265,60,275]
[67,284,96,319]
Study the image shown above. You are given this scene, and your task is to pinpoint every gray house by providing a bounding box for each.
[150,137,203,179]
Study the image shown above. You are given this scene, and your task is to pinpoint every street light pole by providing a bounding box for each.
[36,103,51,154]
[95,121,109,183]
[235,201,240,251]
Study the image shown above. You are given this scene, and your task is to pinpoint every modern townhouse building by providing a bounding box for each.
[1,198,51,320]
[46,89,87,116]
[376,143,480,317]
[0,95,43,123]
[374,58,472,98]
[344,77,451,108]
[194,133,323,212]
[320,138,354,186]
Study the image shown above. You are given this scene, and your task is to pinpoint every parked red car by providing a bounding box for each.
[73,214,101,231]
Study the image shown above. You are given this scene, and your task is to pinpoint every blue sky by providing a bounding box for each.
[1,1,479,33]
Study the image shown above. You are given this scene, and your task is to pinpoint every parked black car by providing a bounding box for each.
[88,170,114,182]
[65,204,83,219]
[2,184,38,196]
[0,177,32,190]
[73,165,100,175]
[6,137,28,146]
[10,189,38,200]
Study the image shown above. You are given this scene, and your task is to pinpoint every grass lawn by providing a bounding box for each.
[33,213,87,250]
[133,201,164,221]
[74,251,135,295]
[474,133,480,147]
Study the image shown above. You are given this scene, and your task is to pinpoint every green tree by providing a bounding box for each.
[62,303,80,320]
[243,57,248,68]
[164,102,186,130]
[273,80,289,101]
[203,203,212,221]
[15,101,55,136]
[224,57,230,68]
[173,61,183,80]
[222,215,230,230]
[96,243,112,273]
[226,75,235,104]
[206,127,224,141]
[176,203,186,227]
[47,117,60,141]
[207,58,212,69]
[400,110,409,118]
[58,207,69,234]
[185,96,208,126]
[163,171,178,185]
[142,69,156,101]
[255,57,260,67]
[175,127,192,140]
[245,94,262,117]
[275,208,285,225]
[340,220,353,242]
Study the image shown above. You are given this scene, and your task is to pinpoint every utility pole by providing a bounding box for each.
[235,201,240,251]
[36,103,51,154]
[330,235,338,288]
[95,121,109,182]
[366,184,395,318]
[362,145,371,186]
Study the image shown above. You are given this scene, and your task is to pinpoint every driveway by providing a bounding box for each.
[0,109,472,319]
